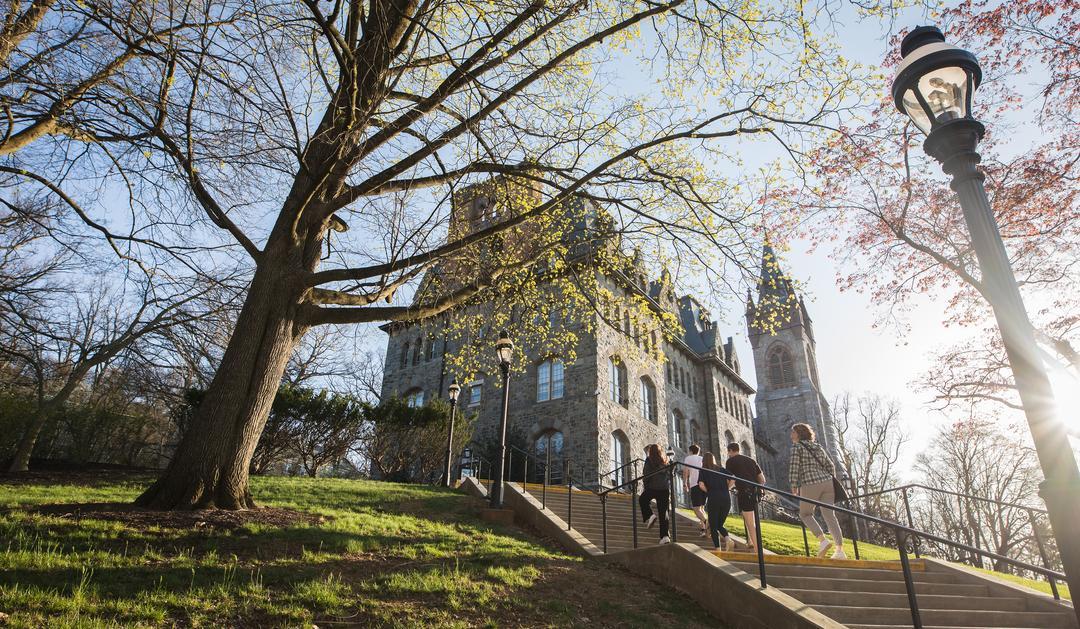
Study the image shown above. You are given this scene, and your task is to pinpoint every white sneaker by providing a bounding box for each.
[699,526,708,538]
[724,537,735,552]
[816,537,833,558]
[831,548,848,560]
[659,536,670,544]
[646,514,658,528]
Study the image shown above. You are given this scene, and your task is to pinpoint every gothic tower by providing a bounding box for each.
[745,242,841,492]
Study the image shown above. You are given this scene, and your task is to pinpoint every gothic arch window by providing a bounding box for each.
[405,388,425,407]
[724,430,735,447]
[740,440,751,457]
[608,356,628,406]
[609,431,630,487]
[671,409,686,449]
[640,376,658,424]
[537,358,565,402]
[426,334,437,361]
[767,344,796,389]
[400,341,410,369]
[535,429,564,459]
[413,339,423,365]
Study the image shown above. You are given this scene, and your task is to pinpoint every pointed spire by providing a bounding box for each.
[758,232,793,300]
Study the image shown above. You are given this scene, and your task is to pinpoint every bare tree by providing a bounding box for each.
[0,276,220,472]
[4,0,897,508]
[914,418,1046,573]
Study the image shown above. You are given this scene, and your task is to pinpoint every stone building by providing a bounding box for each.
[745,242,841,493]
[378,181,756,495]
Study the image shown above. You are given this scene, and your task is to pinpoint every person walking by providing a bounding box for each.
[725,442,765,551]
[682,444,708,537]
[698,452,735,551]
[789,423,846,559]
[639,444,671,544]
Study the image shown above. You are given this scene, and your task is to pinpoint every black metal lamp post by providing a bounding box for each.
[893,26,1080,613]
[443,379,461,488]
[490,331,514,508]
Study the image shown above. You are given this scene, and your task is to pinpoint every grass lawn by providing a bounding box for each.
[0,473,722,628]
[698,509,1071,600]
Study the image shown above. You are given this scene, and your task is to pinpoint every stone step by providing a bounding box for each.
[812,605,1075,628]
[757,574,989,596]
[728,562,952,582]
[782,589,1028,611]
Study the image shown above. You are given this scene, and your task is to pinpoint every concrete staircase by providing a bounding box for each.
[720,553,1076,628]
[486,480,1077,629]
[516,482,740,553]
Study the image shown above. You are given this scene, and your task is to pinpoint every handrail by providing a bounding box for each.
[600,457,644,486]
[600,460,1066,581]
[850,482,1049,515]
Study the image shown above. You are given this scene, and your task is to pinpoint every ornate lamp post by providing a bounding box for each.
[490,331,514,508]
[893,26,1080,610]
[443,379,461,488]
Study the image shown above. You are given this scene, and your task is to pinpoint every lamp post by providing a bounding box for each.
[893,26,1080,611]
[443,379,460,488]
[490,331,514,508]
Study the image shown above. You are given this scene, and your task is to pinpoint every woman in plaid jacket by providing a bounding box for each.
[789,423,846,559]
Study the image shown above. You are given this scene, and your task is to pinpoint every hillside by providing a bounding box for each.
[0,473,721,627]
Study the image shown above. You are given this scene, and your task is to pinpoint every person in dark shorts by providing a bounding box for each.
[698,452,734,551]
[725,442,766,551]
[682,444,708,536]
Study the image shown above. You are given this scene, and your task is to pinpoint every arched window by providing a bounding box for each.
[537,359,565,402]
[740,440,751,457]
[426,335,437,361]
[405,388,425,407]
[413,340,423,366]
[609,431,630,487]
[724,430,735,448]
[767,344,796,389]
[640,377,658,423]
[671,409,685,449]
[400,342,410,369]
[535,430,564,458]
[608,357,627,406]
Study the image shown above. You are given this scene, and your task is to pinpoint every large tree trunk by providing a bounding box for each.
[8,399,58,473]
[136,257,309,509]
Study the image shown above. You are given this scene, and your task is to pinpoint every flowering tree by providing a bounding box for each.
[776,1,1079,419]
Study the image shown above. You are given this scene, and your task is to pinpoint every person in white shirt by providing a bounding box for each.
[682,444,707,537]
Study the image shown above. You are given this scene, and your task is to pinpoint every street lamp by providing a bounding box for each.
[893,25,1080,616]
[490,331,514,508]
[443,379,461,488]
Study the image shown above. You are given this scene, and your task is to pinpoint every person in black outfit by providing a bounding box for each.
[698,451,734,551]
[725,442,766,550]
[638,443,671,544]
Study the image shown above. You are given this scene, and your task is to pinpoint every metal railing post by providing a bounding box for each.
[543,447,550,509]
[754,499,766,588]
[632,469,639,549]
[668,464,678,543]
[566,461,573,530]
[1028,509,1060,600]
[902,487,920,558]
[848,500,861,560]
[896,528,923,629]
[602,495,608,553]
[801,520,810,557]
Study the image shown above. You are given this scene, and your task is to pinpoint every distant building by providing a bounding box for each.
[745,241,841,492]
[379,178,756,496]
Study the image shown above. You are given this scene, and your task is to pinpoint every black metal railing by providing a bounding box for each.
[596,461,1071,629]
[848,482,1060,597]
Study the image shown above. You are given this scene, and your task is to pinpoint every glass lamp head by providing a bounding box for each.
[448,379,461,402]
[495,331,514,367]
[892,26,982,135]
